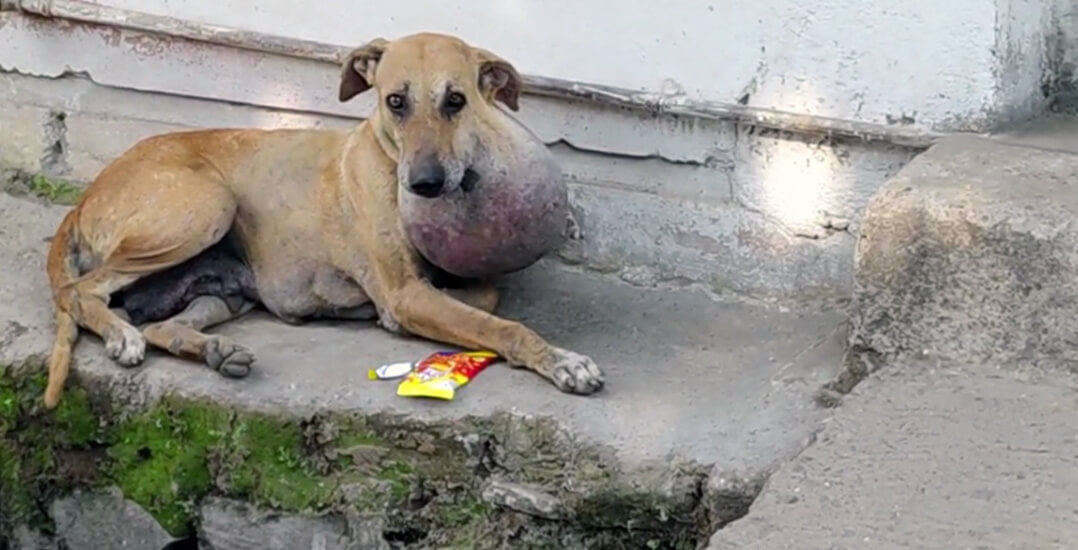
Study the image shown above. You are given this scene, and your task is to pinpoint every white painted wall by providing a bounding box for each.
[90,0,1055,131]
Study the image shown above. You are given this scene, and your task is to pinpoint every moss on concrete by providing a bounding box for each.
[106,401,226,534]
[0,363,103,535]
[574,489,701,550]
[0,365,713,548]
[216,413,338,512]
[1,168,83,206]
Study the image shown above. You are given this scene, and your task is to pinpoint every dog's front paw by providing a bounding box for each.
[544,347,604,395]
[105,324,146,367]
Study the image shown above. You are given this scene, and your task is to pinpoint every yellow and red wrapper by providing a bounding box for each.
[378,350,499,400]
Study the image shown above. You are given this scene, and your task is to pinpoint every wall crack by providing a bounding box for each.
[39,109,71,177]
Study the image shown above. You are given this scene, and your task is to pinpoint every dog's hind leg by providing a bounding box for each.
[142,295,256,377]
[62,165,240,370]
[55,269,147,367]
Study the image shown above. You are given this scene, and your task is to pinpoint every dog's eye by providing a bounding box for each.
[444,92,467,113]
[386,93,407,111]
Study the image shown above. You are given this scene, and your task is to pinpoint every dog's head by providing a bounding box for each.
[338,32,523,199]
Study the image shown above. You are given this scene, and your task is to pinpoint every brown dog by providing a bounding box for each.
[41,32,605,408]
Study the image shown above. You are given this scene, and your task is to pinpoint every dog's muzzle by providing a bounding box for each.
[407,158,447,198]
[407,160,481,197]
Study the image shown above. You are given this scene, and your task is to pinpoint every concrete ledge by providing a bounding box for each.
[850,131,1078,373]
[0,193,846,547]
[707,361,1078,549]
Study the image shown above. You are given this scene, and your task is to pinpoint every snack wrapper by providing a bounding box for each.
[395,350,499,400]
[367,361,417,381]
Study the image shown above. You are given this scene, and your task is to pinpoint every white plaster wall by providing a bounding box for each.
[89,0,1053,130]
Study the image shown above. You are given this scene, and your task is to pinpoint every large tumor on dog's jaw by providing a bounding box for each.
[397,115,568,280]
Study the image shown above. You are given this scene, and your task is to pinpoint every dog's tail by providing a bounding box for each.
[43,210,82,409]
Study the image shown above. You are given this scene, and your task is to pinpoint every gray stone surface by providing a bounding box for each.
[9,525,55,550]
[0,191,845,483]
[851,130,1078,371]
[197,497,388,550]
[0,102,48,174]
[993,113,1078,153]
[480,479,565,520]
[707,362,1078,550]
[49,487,177,550]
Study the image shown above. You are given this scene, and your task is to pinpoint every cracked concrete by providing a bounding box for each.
[38,109,70,177]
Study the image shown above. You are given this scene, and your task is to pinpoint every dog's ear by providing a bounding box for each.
[339,38,389,102]
[474,48,522,112]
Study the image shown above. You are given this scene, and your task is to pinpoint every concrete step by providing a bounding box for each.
[848,118,1078,380]
[706,116,1078,548]
[0,192,846,548]
[992,113,1078,154]
[707,361,1078,550]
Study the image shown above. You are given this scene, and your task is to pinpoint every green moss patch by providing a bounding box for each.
[0,365,714,548]
[0,364,104,535]
[1,168,84,205]
[106,402,227,534]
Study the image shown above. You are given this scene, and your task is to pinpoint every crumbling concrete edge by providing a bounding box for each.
[1,345,763,549]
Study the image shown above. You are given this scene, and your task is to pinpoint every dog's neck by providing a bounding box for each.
[336,121,397,190]
[367,113,401,163]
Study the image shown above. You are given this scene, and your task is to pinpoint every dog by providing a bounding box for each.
[41,32,605,409]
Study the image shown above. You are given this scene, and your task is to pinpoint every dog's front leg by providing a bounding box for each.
[386,279,604,395]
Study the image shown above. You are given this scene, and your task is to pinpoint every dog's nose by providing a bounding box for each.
[408,160,447,198]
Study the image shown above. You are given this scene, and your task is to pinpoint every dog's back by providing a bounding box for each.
[113,128,345,184]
